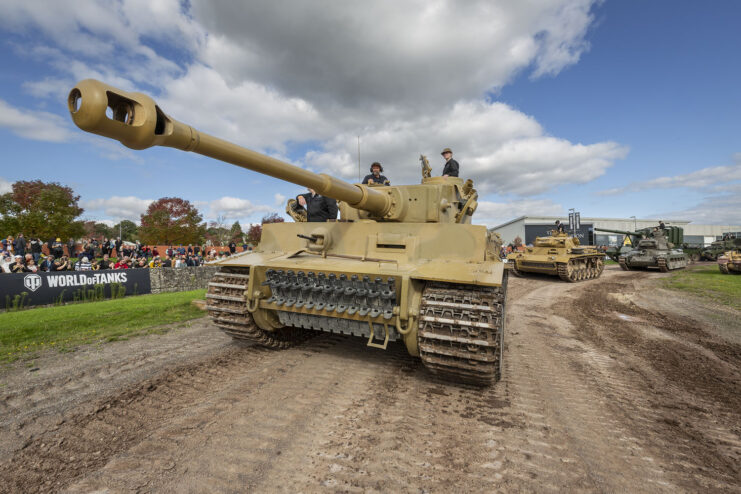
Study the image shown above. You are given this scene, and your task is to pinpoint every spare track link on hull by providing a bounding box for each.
[418,276,507,386]
[206,267,308,349]
[658,257,668,273]
[556,256,604,282]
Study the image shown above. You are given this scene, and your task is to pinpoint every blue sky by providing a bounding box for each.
[0,0,739,228]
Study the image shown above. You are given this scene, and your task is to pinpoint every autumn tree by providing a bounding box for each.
[0,180,85,240]
[138,197,205,245]
[230,220,244,243]
[83,221,113,241]
[111,220,139,242]
[246,213,285,245]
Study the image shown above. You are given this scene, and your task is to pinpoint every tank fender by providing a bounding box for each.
[410,260,504,287]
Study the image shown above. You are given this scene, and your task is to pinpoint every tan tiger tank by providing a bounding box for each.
[67,79,507,386]
[506,231,605,282]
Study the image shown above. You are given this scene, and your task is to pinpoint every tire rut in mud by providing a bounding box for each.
[0,344,281,493]
[555,277,741,491]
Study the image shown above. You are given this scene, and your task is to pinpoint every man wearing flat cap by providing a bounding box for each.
[440,148,459,177]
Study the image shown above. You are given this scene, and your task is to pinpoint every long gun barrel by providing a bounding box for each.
[593,227,646,237]
[67,79,391,216]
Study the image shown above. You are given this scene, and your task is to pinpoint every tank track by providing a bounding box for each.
[206,267,308,348]
[718,262,729,275]
[556,256,604,282]
[418,274,507,386]
[618,256,629,271]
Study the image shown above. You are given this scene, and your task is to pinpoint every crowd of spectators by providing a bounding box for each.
[0,235,248,274]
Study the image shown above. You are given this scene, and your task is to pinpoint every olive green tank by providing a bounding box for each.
[717,238,741,274]
[506,231,605,282]
[702,234,740,261]
[67,79,507,386]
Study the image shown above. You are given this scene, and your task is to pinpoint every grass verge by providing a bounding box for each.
[663,265,741,311]
[0,289,206,363]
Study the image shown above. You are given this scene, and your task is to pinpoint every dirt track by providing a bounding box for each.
[1,266,739,493]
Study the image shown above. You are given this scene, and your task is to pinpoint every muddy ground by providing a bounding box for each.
[0,266,739,493]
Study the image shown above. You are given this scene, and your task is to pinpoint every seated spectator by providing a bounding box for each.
[162,255,172,267]
[24,258,39,273]
[114,257,131,269]
[10,255,25,273]
[91,260,100,270]
[51,257,70,271]
[135,258,149,269]
[0,252,13,273]
[98,254,111,270]
[76,256,92,271]
[149,255,162,268]
[40,255,54,272]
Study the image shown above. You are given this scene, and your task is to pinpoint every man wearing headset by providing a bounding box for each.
[362,162,391,186]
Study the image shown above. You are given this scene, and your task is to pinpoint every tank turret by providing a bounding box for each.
[67,79,504,386]
[68,79,478,225]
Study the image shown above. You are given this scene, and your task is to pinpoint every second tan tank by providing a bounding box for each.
[507,231,605,282]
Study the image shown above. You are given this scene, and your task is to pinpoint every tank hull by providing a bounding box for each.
[207,222,506,385]
[618,250,688,272]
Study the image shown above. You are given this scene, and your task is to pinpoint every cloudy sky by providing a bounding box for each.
[0,0,739,228]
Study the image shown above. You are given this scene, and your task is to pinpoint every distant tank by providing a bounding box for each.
[506,231,605,282]
[594,227,648,262]
[67,79,507,386]
[597,227,688,272]
[702,234,739,261]
[717,238,741,274]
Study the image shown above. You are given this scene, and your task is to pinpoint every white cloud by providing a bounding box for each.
[193,1,597,108]
[158,64,328,152]
[600,156,741,196]
[304,101,628,195]
[208,196,275,219]
[2,0,624,201]
[0,177,13,194]
[0,99,74,142]
[81,196,153,222]
[475,198,563,227]
[274,193,286,206]
[658,185,741,225]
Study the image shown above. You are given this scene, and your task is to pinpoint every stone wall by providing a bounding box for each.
[149,266,219,294]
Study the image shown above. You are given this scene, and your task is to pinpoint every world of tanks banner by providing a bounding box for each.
[0,269,152,308]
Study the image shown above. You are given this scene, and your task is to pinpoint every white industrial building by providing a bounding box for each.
[490,216,741,247]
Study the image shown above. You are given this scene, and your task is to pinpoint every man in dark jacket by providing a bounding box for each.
[13,234,26,257]
[362,162,390,186]
[30,237,42,263]
[296,189,339,222]
[440,148,459,177]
